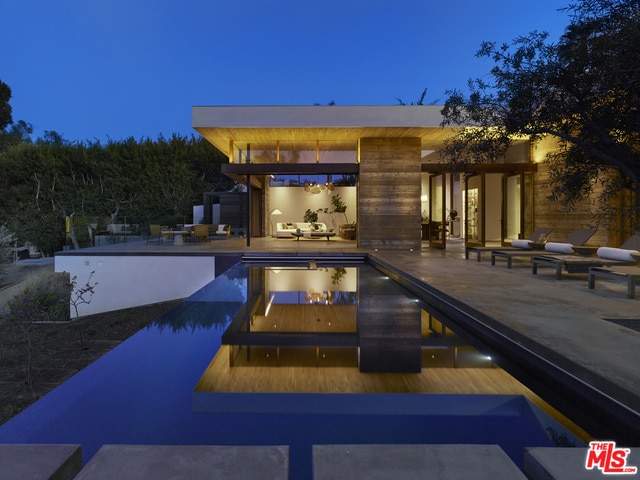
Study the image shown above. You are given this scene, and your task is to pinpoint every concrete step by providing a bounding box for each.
[525,447,638,479]
[313,444,527,480]
[73,445,289,480]
[0,444,82,480]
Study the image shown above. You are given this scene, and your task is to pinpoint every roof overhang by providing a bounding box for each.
[192,105,458,155]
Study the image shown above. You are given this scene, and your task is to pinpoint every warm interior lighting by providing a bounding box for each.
[269,209,283,237]
[305,290,328,304]
[304,181,335,195]
[265,294,275,317]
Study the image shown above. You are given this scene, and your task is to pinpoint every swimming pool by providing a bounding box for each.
[0,261,579,477]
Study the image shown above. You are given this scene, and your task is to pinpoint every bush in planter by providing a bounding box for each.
[317,194,349,226]
[303,209,319,230]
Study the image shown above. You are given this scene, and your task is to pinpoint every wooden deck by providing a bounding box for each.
[197,346,538,395]
[194,345,589,440]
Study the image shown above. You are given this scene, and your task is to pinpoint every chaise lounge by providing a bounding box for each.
[465,227,554,262]
[491,229,597,269]
[531,232,640,280]
[588,264,640,298]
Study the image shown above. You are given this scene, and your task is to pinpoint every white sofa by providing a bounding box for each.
[275,222,327,238]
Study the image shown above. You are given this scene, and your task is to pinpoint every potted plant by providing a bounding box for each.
[303,209,319,230]
[317,193,349,231]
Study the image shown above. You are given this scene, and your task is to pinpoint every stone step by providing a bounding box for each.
[525,447,638,479]
[313,444,527,480]
[0,444,82,480]
[73,445,289,480]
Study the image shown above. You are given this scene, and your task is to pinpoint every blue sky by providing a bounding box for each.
[1,0,569,142]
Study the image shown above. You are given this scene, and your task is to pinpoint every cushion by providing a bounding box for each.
[597,247,640,262]
[511,239,532,249]
[545,242,574,254]
[216,225,227,233]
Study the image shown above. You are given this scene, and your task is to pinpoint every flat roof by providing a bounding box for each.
[192,105,458,155]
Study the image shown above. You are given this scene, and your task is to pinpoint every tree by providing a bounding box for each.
[440,0,640,229]
[0,120,33,151]
[0,80,12,130]
[0,133,238,251]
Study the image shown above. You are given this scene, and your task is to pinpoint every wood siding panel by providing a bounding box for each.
[359,137,421,249]
[533,163,610,247]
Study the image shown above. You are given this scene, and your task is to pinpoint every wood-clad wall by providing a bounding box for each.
[359,137,422,249]
[533,162,611,247]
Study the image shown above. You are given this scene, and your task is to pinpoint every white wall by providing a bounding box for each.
[55,255,216,317]
[270,186,356,231]
[193,205,204,224]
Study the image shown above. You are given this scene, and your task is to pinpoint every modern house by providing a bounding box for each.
[192,105,617,251]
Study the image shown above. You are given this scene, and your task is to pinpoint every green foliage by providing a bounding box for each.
[330,193,347,213]
[0,224,16,279]
[2,272,71,386]
[5,272,71,324]
[317,194,349,224]
[0,134,237,252]
[303,209,318,225]
[440,0,640,230]
[0,80,12,130]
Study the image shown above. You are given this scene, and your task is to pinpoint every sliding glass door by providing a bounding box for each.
[429,173,446,249]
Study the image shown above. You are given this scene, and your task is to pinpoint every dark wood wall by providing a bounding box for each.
[359,137,422,249]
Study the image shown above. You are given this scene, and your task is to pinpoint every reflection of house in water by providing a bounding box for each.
[221,265,492,374]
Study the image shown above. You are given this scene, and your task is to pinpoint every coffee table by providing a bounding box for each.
[172,231,189,246]
[291,232,336,241]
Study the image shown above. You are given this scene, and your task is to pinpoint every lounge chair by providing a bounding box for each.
[588,264,640,299]
[465,227,554,262]
[491,229,597,269]
[532,232,640,280]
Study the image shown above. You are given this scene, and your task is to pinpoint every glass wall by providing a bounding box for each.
[270,174,356,188]
[505,175,521,241]
[233,141,357,164]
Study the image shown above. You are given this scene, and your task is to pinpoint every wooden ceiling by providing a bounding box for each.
[195,126,459,157]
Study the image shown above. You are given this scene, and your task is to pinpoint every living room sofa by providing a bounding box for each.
[275,222,328,238]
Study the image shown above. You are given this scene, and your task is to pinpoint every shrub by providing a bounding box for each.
[4,272,71,324]
[0,225,16,280]
[2,272,71,386]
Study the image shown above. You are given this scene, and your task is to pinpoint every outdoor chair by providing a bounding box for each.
[190,224,210,244]
[588,264,640,298]
[213,224,231,238]
[532,231,640,280]
[465,227,554,262]
[491,229,597,269]
[147,224,173,244]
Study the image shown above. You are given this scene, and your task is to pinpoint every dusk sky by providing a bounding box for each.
[1,0,569,143]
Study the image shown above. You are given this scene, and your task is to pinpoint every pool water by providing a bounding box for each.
[0,262,577,477]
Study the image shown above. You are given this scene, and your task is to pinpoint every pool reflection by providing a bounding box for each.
[218,265,492,375]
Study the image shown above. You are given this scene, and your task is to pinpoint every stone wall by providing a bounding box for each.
[359,137,422,249]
